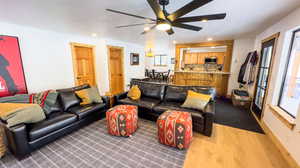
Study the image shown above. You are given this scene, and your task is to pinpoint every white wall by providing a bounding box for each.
[227,38,255,95]
[144,38,175,72]
[253,7,300,165]
[0,22,145,94]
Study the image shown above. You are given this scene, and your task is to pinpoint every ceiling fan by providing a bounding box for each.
[106,0,226,35]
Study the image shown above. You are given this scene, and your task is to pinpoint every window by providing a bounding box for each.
[278,29,300,118]
[154,54,167,66]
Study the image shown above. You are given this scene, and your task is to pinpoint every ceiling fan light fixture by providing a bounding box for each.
[144,27,150,31]
[156,23,171,31]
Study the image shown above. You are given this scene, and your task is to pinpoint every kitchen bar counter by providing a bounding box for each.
[174,71,230,97]
[174,71,231,75]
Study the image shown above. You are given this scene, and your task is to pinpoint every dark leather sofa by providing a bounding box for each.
[3,85,110,159]
[115,81,216,136]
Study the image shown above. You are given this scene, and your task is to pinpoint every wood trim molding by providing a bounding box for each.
[252,32,280,119]
[70,42,97,86]
[268,105,296,130]
[251,110,299,168]
[107,45,125,94]
[260,120,299,168]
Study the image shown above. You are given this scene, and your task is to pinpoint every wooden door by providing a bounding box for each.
[71,43,96,86]
[108,46,124,95]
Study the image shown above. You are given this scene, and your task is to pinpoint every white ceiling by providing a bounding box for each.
[0,0,300,44]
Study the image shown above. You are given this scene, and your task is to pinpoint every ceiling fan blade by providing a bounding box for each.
[172,22,202,31]
[146,0,166,19]
[116,22,155,28]
[106,9,156,21]
[167,0,213,21]
[175,13,226,22]
[166,28,174,35]
[141,25,157,35]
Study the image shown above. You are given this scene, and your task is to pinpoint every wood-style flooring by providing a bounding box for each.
[183,124,290,168]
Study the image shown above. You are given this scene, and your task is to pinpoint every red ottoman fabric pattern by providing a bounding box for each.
[106,105,138,136]
[157,110,193,149]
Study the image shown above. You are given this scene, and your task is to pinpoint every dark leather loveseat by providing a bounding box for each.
[115,81,216,136]
[3,85,109,159]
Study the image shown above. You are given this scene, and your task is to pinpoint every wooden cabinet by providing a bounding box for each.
[184,53,198,64]
[197,53,205,64]
[184,52,225,65]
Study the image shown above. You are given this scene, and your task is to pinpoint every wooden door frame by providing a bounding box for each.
[251,32,280,119]
[70,42,97,86]
[107,45,125,95]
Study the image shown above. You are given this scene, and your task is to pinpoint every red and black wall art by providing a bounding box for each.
[0,35,27,97]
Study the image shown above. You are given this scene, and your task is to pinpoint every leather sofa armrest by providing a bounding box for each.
[202,101,215,137]
[114,91,128,104]
[4,124,31,159]
[101,96,110,108]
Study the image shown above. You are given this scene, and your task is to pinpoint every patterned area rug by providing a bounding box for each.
[0,119,187,168]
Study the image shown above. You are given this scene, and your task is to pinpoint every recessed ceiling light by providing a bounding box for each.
[201,19,208,22]
[207,38,213,41]
[211,46,216,48]
[91,33,97,37]
[144,27,150,31]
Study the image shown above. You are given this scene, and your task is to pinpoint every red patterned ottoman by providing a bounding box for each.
[106,105,138,136]
[157,110,193,149]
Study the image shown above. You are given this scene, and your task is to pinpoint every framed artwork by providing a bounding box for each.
[130,53,139,65]
[0,35,27,97]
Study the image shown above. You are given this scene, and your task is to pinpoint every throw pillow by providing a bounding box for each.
[87,87,103,103]
[0,103,46,128]
[75,89,91,105]
[59,92,80,111]
[0,94,29,103]
[75,87,103,105]
[181,90,211,111]
[127,85,141,100]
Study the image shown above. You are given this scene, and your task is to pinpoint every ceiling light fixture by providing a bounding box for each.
[156,21,171,31]
[173,40,177,44]
[201,19,208,22]
[144,27,150,31]
[91,33,97,37]
[207,37,213,41]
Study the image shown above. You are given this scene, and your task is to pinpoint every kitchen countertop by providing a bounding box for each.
[174,71,231,75]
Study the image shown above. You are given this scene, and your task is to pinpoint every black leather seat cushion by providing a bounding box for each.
[118,97,161,110]
[68,103,105,119]
[28,112,77,141]
[153,102,204,119]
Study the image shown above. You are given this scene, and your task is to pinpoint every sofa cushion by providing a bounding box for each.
[164,85,216,103]
[153,102,205,118]
[58,92,80,111]
[28,112,77,141]
[134,82,165,100]
[68,103,106,119]
[118,97,160,110]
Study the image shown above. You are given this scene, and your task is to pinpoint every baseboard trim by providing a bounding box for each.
[251,110,299,168]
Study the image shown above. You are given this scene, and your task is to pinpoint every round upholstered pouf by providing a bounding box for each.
[157,110,193,149]
[106,105,138,137]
